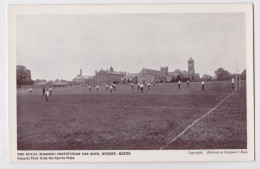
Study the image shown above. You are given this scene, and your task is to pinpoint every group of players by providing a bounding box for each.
[28,87,52,101]
[87,83,116,94]
[28,78,236,101]
[81,79,206,94]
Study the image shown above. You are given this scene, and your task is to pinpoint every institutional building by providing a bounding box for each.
[129,58,200,83]
[95,67,125,84]
[72,58,199,85]
[137,67,168,83]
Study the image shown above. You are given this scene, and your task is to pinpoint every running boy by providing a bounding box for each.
[113,83,116,90]
[187,80,189,87]
[140,83,144,93]
[110,85,113,94]
[202,80,205,91]
[232,78,235,89]
[45,89,50,101]
[147,82,150,90]
[89,85,92,91]
[178,80,181,90]
[96,84,99,92]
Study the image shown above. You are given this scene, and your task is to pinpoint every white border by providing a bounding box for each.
[5,3,255,164]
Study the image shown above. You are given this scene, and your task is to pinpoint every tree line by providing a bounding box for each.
[214,68,246,81]
[16,65,70,88]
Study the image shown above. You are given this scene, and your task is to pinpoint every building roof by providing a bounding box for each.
[36,82,48,85]
[97,68,125,75]
[73,75,93,80]
[141,68,165,76]
[52,82,67,86]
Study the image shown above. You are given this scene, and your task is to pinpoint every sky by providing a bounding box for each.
[16,13,246,81]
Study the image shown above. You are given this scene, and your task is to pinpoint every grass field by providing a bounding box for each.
[17,81,247,150]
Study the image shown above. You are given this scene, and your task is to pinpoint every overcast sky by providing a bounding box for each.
[16,13,246,81]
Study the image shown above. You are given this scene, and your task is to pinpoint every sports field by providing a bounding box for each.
[17,81,247,150]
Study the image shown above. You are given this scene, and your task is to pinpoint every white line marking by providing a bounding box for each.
[159,89,238,150]
[43,102,212,111]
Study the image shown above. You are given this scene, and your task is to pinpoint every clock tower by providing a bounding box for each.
[188,57,195,81]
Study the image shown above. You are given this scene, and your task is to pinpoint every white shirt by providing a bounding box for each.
[29,88,32,92]
[148,83,150,86]
[178,81,181,84]
[46,91,50,96]
[106,84,108,87]
[232,78,235,83]
[202,81,205,85]
[96,85,99,88]
[49,88,52,91]
[140,84,144,88]
[110,86,113,89]
[89,86,91,88]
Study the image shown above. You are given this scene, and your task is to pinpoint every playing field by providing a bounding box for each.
[17,81,247,150]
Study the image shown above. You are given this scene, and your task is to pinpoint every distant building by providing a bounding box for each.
[72,69,94,84]
[95,66,125,84]
[168,71,184,82]
[160,66,169,76]
[188,57,195,81]
[137,68,167,83]
[35,81,50,87]
[122,73,139,83]
[166,69,189,82]
[35,81,68,87]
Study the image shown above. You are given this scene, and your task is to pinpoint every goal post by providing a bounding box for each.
[235,70,241,89]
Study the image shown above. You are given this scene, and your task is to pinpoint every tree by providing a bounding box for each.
[60,79,68,82]
[214,68,231,80]
[55,79,59,82]
[35,79,41,84]
[241,69,246,80]
[17,65,34,88]
[202,74,213,81]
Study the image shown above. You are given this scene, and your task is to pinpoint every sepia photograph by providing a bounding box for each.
[8,4,254,162]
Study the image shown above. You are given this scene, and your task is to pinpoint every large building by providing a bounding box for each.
[95,66,125,84]
[137,67,168,83]
[134,58,199,83]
